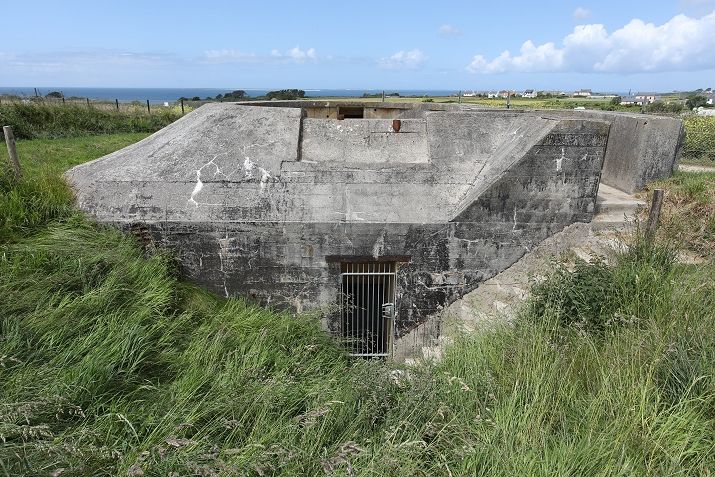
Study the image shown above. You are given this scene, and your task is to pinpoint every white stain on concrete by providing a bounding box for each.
[243,157,255,178]
[188,169,204,207]
[259,168,272,192]
[188,156,224,207]
[556,147,565,172]
[372,230,387,258]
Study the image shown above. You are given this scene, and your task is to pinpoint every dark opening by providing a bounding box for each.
[337,106,364,119]
[340,262,395,357]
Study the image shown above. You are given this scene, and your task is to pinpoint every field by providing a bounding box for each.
[0,102,182,140]
[1,120,714,474]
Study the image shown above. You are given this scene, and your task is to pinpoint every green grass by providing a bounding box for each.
[1,134,714,476]
[0,102,181,140]
[642,171,715,259]
[0,134,148,243]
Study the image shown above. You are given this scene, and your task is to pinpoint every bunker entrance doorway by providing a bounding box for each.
[340,262,396,357]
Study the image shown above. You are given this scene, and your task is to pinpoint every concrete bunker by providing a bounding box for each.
[65,101,684,358]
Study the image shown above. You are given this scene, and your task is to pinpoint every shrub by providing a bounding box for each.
[683,115,715,161]
[527,228,677,333]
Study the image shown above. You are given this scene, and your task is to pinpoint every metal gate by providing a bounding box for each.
[340,262,396,357]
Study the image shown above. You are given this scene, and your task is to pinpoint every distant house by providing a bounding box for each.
[497,90,517,99]
[487,91,499,98]
[634,92,661,105]
[462,90,476,97]
[522,89,537,98]
[706,92,714,105]
[573,89,592,97]
[619,95,638,106]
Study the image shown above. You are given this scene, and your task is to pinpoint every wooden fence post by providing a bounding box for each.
[146,100,151,114]
[86,97,90,107]
[180,98,185,115]
[116,99,120,111]
[645,188,664,240]
[3,125,22,181]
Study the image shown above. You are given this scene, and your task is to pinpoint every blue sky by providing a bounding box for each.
[1,0,714,91]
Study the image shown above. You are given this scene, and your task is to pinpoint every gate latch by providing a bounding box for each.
[382,302,394,320]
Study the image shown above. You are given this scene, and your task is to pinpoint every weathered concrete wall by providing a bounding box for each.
[66,103,610,353]
[302,119,429,164]
[534,110,684,193]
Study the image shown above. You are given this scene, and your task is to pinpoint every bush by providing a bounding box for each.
[265,89,306,100]
[686,94,709,109]
[528,229,677,333]
[683,115,715,161]
[646,101,683,114]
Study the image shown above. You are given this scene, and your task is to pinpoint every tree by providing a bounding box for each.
[686,94,708,109]
[46,91,63,98]
[265,89,306,100]
[646,101,683,114]
[610,96,622,105]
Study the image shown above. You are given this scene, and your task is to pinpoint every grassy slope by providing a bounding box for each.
[642,171,715,259]
[1,135,714,476]
[0,102,181,140]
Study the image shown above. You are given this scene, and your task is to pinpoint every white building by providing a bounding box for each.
[634,92,661,105]
[522,89,537,98]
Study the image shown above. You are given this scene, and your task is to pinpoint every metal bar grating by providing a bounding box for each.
[340,262,396,357]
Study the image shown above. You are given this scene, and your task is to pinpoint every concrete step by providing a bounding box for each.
[593,183,645,229]
[591,212,633,230]
[595,183,646,214]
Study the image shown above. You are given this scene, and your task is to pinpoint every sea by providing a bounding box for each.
[0,87,460,104]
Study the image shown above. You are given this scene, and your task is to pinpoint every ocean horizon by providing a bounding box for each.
[0,86,463,103]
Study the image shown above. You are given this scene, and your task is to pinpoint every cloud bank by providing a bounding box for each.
[467,11,715,74]
[379,49,427,70]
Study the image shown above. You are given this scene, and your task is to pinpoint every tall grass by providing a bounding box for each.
[0,102,181,140]
[1,135,714,475]
[644,171,715,259]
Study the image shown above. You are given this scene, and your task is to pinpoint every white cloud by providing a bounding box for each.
[204,46,317,64]
[379,49,427,70]
[573,7,591,20]
[466,11,715,74]
[271,46,317,63]
[203,49,256,63]
[438,24,461,37]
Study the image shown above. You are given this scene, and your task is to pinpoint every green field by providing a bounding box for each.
[1,130,714,475]
[0,102,181,140]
